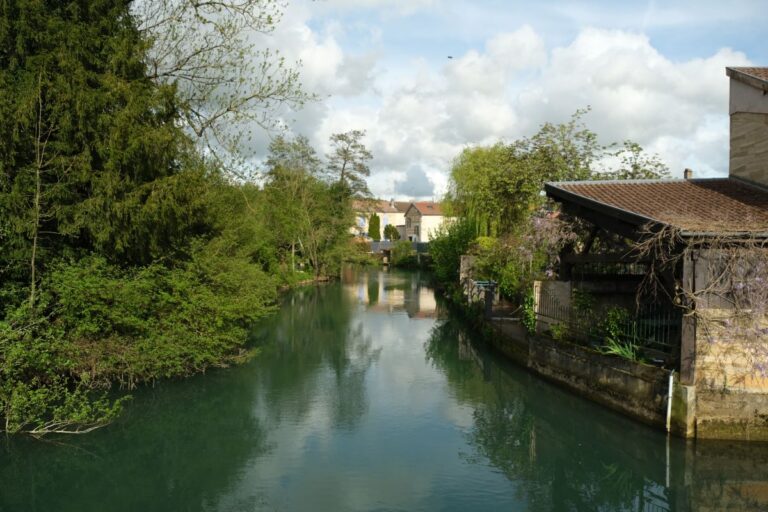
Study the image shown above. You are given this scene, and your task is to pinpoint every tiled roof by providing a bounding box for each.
[352,199,405,214]
[393,201,411,213]
[545,178,768,235]
[727,67,768,92]
[411,201,444,216]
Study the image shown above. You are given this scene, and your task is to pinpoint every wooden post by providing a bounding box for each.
[680,251,697,385]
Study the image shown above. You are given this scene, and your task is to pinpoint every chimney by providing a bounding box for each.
[684,168,693,180]
[390,198,395,208]
[726,67,768,186]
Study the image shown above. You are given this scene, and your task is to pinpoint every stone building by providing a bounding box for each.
[541,67,768,440]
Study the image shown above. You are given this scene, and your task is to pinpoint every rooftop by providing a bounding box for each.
[410,201,445,216]
[545,178,768,236]
[353,199,410,214]
[726,67,768,93]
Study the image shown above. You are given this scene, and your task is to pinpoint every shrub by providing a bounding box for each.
[383,224,400,241]
[391,240,416,267]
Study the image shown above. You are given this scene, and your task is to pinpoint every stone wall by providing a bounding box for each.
[729,111,768,186]
[487,318,674,430]
[693,308,768,440]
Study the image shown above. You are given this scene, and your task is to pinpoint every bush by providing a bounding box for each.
[343,239,376,266]
[0,248,278,434]
[383,224,400,241]
[391,240,416,267]
[429,219,476,290]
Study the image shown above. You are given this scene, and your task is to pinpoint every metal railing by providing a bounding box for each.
[535,289,682,364]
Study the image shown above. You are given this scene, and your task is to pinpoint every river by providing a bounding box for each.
[2,268,768,511]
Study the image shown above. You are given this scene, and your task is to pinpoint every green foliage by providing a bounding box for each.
[440,108,671,312]
[600,306,630,342]
[429,219,476,289]
[0,2,356,435]
[469,213,574,299]
[599,336,641,362]
[549,323,568,341]
[597,307,644,362]
[369,213,381,241]
[391,240,416,267]
[383,223,400,241]
[263,135,354,278]
[0,0,202,274]
[343,239,376,266]
[521,292,536,335]
[446,110,597,237]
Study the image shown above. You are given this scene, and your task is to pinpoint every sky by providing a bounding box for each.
[247,0,768,200]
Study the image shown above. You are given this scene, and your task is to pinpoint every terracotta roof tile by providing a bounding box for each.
[547,178,768,235]
[411,201,444,216]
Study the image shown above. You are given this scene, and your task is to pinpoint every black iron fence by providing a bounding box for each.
[535,287,682,365]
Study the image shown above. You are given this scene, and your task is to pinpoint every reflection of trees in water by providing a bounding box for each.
[425,317,671,512]
[0,366,269,512]
[252,283,380,431]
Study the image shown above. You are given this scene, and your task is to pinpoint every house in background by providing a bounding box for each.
[352,199,410,239]
[404,202,452,242]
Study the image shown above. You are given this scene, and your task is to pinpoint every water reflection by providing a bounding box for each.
[0,366,270,512]
[2,269,768,511]
[426,315,768,512]
[344,267,438,318]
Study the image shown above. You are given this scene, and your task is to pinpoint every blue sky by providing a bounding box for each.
[256,0,768,198]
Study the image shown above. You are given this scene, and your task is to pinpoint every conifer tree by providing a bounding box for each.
[0,0,205,287]
[368,213,381,241]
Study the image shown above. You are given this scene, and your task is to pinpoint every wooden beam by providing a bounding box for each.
[560,202,645,241]
[680,251,697,385]
[561,253,649,265]
[581,226,599,255]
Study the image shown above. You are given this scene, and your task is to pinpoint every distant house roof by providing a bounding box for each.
[393,201,411,213]
[727,67,768,93]
[409,201,445,216]
[352,199,409,214]
[545,178,768,236]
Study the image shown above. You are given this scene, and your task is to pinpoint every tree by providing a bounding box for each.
[0,0,206,279]
[599,141,670,180]
[446,111,600,238]
[327,130,372,197]
[135,0,309,162]
[384,224,400,241]
[264,135,320,272]
[264,134,352,276]
[368,213,381,241]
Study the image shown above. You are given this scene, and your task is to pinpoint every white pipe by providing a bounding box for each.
[666,371,674,433]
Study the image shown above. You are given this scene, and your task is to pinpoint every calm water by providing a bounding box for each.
[2,268,768,512]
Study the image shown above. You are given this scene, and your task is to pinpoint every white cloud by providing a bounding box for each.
[242,1,755,196]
